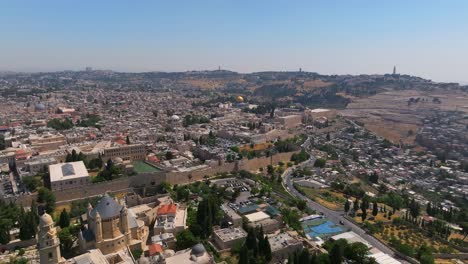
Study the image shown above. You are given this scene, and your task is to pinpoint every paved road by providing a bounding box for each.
[282,137,405,261]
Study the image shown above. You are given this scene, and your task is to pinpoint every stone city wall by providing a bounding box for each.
[3,151,298,205]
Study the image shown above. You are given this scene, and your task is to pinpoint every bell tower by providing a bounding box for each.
[120,205,131,241]
[38,213,64,264]
[94,211,103,242]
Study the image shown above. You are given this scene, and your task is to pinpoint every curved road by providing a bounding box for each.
[283,137,406,262]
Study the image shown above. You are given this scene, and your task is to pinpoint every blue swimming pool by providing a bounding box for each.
[305,220,343,238]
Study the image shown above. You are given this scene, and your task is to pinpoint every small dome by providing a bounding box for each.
[191,243,206,256]
[40,213,54,226]
[35,103,46,111]
[236,96,244,103]
[138,256,150,264]
[114,157,123,163]
[163,249,175,258]
[171,115,180,121]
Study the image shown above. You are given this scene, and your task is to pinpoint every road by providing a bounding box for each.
[282,137,404,260]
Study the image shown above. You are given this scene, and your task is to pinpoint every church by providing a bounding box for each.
[79,194,149,255]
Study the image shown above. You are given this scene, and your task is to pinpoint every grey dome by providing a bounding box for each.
[191,243,206,256]
[35,103,46,111]
[90,194,122,219]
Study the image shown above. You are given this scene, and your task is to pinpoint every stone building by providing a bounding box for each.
[102,144,146,162]
[213,227,247,250]
[79,194,149,255]
[37,213,66,264]
[48,161,90,191]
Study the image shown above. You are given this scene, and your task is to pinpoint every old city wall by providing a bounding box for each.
[238,151,299,171]
[53,178,132,202]
[4,151,298,205]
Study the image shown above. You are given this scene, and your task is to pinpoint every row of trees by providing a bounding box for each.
[93,159,122,182]
[238,226,272,264]
[47,118,74,130]
[286,238,376,264]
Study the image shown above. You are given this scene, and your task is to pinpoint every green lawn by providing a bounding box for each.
[133,161,161,173]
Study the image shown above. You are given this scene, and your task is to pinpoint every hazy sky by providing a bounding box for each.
[1,1,467,82]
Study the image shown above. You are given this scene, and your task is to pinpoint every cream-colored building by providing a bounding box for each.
[102,144,146,162]
[48,161,90,191]
[37,213,66,264]
[213,227,247,250]
[268,232,303,259]
[29,134,66,152]
[153,203,187,235]
[79,194,149,255]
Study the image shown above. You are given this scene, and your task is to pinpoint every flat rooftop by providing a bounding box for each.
[214,227,247,242]
[49,161,89,182]
[245,211,270,223]
[268,232,301,252]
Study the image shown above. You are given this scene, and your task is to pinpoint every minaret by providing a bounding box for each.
[38,213,64,264]
[94,211,103,242]
[393,66,397,75]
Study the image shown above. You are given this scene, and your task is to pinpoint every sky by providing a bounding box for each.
[0,1,467,83]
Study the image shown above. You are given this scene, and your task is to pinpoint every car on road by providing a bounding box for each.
[339,220,344,225]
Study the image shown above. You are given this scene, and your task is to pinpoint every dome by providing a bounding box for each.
[35,103,46,111]
[89,194,123,219]
[171,115,180,121]
[191,243,206,256]
[114,157,123,163]
[138,256,150,264]
[163,249,175,258]
[40,213,54,226]
[236,96,244,103]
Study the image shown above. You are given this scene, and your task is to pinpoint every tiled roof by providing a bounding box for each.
[149,244,163,256]
[157,204,177,215]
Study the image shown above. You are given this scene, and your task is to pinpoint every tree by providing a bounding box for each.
[0,225,10,244]
[238,244,249,264]
[314,158,326,168]
[369,172,379,184]
[0,135,5,150]
[345,242,369,263]
[175,230,198,250]
[372,202,378,217]
[18,207,36,241]
[22,176,40,192]
[37,188,56,214]
[460,222,468,240]
[419,254,434,264]
[329,243,344,264]
[165,151,174,160]
[246,228,258,256]
[59,208,70,228]
[344,200,350,214]
[267,165,274,175]
[361,209,367,222]
[58,226,78,252]
[353,198,360,212]
[409,199,420,221]
[126,135,130,144]
[326,132,331,141]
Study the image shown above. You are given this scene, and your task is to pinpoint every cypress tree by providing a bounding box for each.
[239,244,249,264]
[59,208,70,228]
[372,202,378,216]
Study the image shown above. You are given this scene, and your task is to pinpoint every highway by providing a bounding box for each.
[282,137,405,261]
